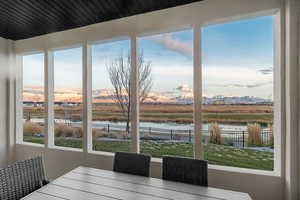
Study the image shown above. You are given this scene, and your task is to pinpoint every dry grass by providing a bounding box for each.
[268,123,274,146]
[25,104,273,124]
[23,121,43,136]
[202,105,273,113]
[208,123,222,144]
[91,104,273,113]
[247,123,262,147]
[54,124,83,138]
[92,129,117,139]
[25,104,273,114]
[143,132,152,138]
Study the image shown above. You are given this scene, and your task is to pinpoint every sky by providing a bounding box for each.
[23,15,274,100]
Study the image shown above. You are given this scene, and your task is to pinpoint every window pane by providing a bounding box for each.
[92,40,131,153]
[54,47,83,149]
[138,30,194,158]
[202,16,274,170]
[23,53,45,144]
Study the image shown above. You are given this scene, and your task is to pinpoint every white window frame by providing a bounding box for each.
[15,10,283,176]
[16,51,46,147]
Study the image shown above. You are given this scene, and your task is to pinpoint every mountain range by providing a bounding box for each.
[23,87,273,105]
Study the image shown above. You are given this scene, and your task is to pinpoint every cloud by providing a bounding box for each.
[203,65,274,82]
[147,34,192,58]
[175,84,193,98]
[257,67,273,75]
[176,84,193,93]
[215,81,272,89]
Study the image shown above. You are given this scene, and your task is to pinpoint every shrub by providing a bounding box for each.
[93,129,109,139]
[92,129,118,139]
[109,133,118,139]
[143,132,152,138]
[122,132,130,139]
[209,123,222,145]
[64,126,75,137]
[55,124,66,137]
[247,123,262,147]
[73,127,83,138]
[268,123,274,148]
[23,122,43,136]
[54,124,82,138]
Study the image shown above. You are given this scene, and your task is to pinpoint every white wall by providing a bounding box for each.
[0,37,14,167]
[285,0,300,199]
[12,0,296,200]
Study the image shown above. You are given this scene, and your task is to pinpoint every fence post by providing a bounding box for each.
[170,129,173,140]
[189,130,191,142]
[107,124,110,133]
[242,131,245,148]
[149,127,151,134]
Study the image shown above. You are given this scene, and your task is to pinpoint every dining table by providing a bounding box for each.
[22,166,252,200]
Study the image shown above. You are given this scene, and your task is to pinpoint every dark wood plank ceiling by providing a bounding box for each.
[0,0,203,40]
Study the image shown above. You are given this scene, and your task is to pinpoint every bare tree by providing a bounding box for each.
[107,53,152,136]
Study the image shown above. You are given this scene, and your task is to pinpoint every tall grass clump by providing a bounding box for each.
[92,128,117,139]
[54,124,83,138]
[209,122,222,145]
[268,123,274,148]
[247,123,262,147]
[23,121,43,136]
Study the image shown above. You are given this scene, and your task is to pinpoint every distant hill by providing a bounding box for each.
[23,87,273,105]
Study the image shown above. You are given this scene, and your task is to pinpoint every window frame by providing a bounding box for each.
[17,51,46,146]
[51,45,84,150]
[15,11,283,176]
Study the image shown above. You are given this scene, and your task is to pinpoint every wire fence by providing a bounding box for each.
[94,123,273,148]
[23,110,273,148]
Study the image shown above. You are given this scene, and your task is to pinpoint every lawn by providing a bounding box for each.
[24,136,274,171]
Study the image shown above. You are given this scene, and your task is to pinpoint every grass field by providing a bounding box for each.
[24,104,273,124]
[24,136,274,171]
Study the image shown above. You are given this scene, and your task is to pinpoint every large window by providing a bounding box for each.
[138,30,194,158]
[23,53,45,144]
[202,16,274,170]
[53,47,83,149]
[18,15,276,171]
[92,40,132,153]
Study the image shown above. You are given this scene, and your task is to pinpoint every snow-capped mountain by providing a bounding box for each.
[23,87,272,105]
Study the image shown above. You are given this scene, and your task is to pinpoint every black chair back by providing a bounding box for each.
[113,152,151,177]
[162,156,208,186]
[0,156,48,200]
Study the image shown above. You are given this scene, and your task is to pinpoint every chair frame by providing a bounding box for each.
[162,156,208,186]
[113,152,151,177]
[0,156,49,200]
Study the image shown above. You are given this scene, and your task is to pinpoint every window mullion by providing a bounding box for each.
[83,43,93,153]
[45,50,54,148]
[130,35,140,153]
[193,27,203,159]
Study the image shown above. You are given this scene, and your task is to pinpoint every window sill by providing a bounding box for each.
[89,150,115,157]
[50,146,83,152]
[18,142,45,148]
[150,157,279,177]
[208,164,279,177]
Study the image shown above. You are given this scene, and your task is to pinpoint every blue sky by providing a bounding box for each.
[23,15,274,99]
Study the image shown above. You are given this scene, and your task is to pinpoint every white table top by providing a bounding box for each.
[22,166,252,200]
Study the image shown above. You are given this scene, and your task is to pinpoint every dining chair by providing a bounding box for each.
[113,152,151,177]
[0,156,49,200]
[162,156,208,186]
